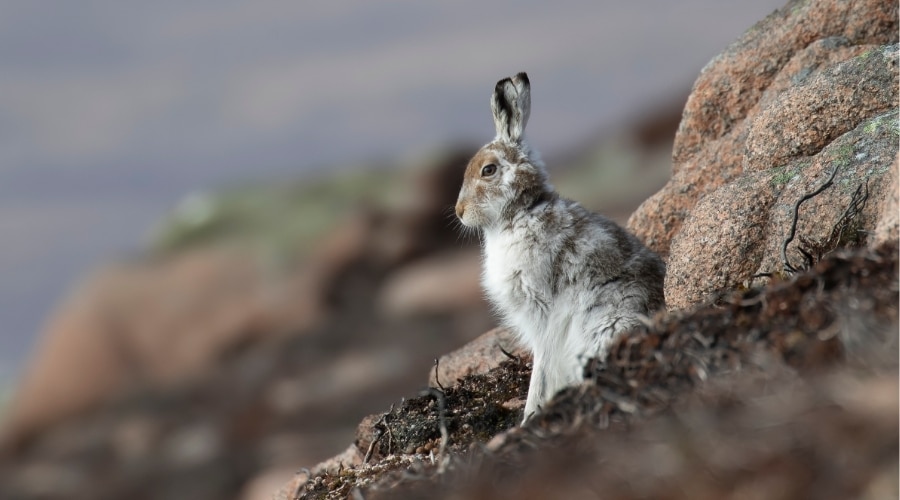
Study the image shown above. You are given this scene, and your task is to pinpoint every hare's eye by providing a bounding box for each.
[481,164,497,177]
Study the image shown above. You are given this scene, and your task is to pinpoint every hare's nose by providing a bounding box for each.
[455,202,466,219]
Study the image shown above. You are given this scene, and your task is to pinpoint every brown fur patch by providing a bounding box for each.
[510,167,543,194]
[463,149,501,183]
[486,142,523,163]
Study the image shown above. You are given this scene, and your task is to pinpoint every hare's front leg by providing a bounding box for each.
[522,351,547,424]
[522,350,584,424]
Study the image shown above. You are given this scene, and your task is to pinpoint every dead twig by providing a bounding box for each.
[363,428,384,464]
[384,403,395,456]
[433,358,445,391]
[796,179,870,269]
[420,388,450,473]
[783,163,871,275]
[783,164,839,274]
[497,344,520,362]
[828,180,869,247]
[363,407,394,464]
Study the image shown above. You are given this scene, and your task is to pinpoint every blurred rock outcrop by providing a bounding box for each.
[0,150,491,456]
[1,249,316,455]
[0,92,678,499]
[627,0,898,309]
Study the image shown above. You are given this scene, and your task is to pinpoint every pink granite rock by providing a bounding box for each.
[628,0,898,309]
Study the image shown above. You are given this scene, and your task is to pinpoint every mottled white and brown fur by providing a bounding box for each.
[455,72,665,423]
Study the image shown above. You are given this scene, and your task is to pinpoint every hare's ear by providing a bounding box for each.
[490,72,530,143]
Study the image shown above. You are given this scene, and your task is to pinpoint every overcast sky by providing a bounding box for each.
[0,1,785,382]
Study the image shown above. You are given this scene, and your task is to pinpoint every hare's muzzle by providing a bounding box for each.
[455,201,467,220]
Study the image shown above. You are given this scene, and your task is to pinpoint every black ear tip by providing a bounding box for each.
[515,72,529,84]
[495,77,512,90]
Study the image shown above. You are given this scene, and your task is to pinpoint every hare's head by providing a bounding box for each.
[455,72,551,229]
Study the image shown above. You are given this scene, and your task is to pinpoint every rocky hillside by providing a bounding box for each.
[0,1,896,499]
[282,0,900,497]
[282,241,897,499]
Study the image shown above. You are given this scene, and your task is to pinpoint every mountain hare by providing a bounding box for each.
[455,72,665,423]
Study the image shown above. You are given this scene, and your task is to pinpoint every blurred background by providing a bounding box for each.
[0,1,785,498]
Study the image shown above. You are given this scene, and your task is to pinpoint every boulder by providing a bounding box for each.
[628,0,899,309]
[428,327,529,389]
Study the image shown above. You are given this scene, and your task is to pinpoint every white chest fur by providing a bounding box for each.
[480,212,643,422]
[481,226,557,348]
[481,222,585,421]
